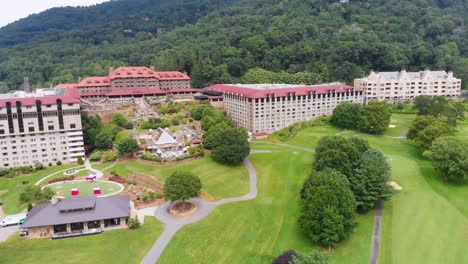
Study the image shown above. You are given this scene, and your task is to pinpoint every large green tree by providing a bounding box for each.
[314,136,360,177]
[359,101,391,134]
[210,128,250,165]
[349,149,392,211]
[164,171,202,202]
[116,138,139,155]
[299,168,357,249]
[330,102,363,130]
[424,137,468,182]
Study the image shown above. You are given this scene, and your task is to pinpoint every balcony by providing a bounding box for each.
[67,131,83,137]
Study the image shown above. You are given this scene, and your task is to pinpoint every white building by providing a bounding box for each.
[139,128,187,159]
[354,70,462,103]
[0,88,85,168]
[206,83,364,134]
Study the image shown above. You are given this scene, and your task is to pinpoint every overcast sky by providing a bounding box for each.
[0,0,110,28]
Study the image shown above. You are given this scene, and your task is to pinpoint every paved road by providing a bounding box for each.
[0,225,18,242]
[369,200,383,264]
[140,158,258,264]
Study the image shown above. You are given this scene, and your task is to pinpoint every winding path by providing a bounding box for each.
[370,200,383,264]
[140,158,258,264]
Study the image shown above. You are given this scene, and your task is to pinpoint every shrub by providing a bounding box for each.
[77,156,84,165]
[102,151,117,162]
[128,217,141,229]
[140,155,162,162]
[48,176,75,184]
[108,175,126,184]
[56,161,62,166]
[48,163,53,167]
[34,162,45,170]
[155,193,164,199]
[27,203,33,212]
[89,151,103,161]
[148,191,156,200]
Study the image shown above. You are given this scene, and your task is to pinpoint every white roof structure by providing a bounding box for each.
[366,70,452,81]
[154,128,178,145]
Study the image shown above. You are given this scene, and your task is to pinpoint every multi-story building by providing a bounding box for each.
[354,70,462,103]
[0,88,85,168]
[74,66,191,95]
[206,83,364,134]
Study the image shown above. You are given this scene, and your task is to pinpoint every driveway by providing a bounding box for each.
[0,225,18,242]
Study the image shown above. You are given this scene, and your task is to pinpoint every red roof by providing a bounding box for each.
[78,77,111,87]
[55,83,78,89]
[109,67,158,80]
[191,139,203,144]
[205,84,362,99]
[155,71,190,81]
[167,88,200,94]
[64,87,81,99]
[80,92,107,97]
[106,88,168,97]
[0,94,80,108]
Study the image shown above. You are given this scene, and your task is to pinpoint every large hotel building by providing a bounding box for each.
[206,83,364,134]
[354,70,462,103]
[0,88,84,168]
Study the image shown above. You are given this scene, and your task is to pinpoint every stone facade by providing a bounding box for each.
[354,70,462,103]
[207,83,364,133]
[0,90,84,168]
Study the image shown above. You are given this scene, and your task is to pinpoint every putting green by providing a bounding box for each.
[43,180,124,197]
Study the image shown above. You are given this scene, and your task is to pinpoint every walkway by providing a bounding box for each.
[369,200,383,264]
[140,158,258,264]
[85,160,104,179]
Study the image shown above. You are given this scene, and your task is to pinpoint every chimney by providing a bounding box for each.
[150,66,155,71]
[447,70,454,78]
[23,77,32,93]
[109,67,115,74]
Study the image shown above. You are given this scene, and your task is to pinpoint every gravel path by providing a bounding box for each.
[370,200,383,264]
[140,158,258,264]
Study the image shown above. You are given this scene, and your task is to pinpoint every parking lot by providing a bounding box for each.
[0,225,18,242]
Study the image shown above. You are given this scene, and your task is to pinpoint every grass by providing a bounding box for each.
[0,217,163,264]
[158,146,375,263]
[108,155,249,201]
[384,114,415,137]
[159,119,467,263]
[0,164,77,214]
[45,180,122,197]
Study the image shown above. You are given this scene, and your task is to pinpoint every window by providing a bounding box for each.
[70,124,76,129]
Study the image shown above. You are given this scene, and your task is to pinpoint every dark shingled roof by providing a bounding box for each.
[22,195,130,228]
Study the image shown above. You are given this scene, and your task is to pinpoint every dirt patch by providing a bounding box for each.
[388,181,403,191]
[127,173,163,193]
[169,202,198,217]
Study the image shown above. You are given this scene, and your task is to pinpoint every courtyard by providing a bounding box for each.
[44,180,124,197]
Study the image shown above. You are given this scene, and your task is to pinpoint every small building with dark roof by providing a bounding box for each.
[21,195,132,239]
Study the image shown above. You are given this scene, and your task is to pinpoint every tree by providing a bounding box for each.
[330,102,363,130]
[116,138,139,155]
[111,113,129,128]
[407,115,440,140]
[299,168,357,249]
[34,161,45,170]
[164,171,202,202]
[414,122,453,149]
[414,96,448,116]
[95,132,113,150]
[359,101,391,134]
[77,156,84,165]
[290,250,329,264]
[19,186,55,205]
[349,149,392,211]
[272,250,297,264]
[424,137,468,182]
[314,136,360,177]
[211,128,250,165]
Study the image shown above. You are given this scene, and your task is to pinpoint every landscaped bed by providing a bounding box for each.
[43,180,124,197]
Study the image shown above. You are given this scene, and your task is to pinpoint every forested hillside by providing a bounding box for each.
[0,0,467,91]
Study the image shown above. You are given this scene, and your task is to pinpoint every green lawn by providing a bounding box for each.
[0,164,77,214]
[276,125,468,264]
[0,217,163,264]
[158,146,375,263]
[383,114,415,137]
[45,180,122,197]
[108,155,249,201]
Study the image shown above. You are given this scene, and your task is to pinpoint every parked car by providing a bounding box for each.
[1,213,27,227]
